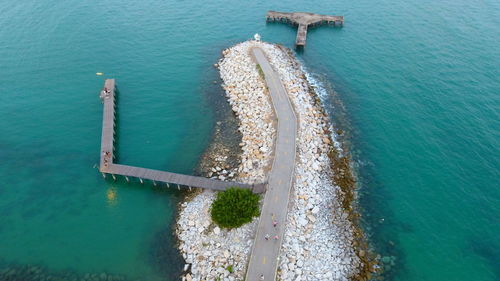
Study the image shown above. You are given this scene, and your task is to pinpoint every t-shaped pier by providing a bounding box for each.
[265,11,344,47]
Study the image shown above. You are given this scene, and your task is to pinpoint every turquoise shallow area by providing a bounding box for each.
[0,0,499,280]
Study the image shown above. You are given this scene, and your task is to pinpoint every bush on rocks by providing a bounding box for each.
[210,187,260,228]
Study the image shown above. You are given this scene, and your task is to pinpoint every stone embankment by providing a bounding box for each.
[257,43,363,280]
[176,41,276,281]
[176,40,364,281]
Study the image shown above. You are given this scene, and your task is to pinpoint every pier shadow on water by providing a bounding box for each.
[112,89,122,164]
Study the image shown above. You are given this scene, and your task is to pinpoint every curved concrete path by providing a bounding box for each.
[246,48,297,281]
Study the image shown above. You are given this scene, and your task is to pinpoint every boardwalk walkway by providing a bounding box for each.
[266,11,344,46]
[98,79,265,193]
[245,48,298,281]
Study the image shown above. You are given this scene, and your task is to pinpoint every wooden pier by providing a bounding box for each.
[98,79,265,193]
[265,11,344,47]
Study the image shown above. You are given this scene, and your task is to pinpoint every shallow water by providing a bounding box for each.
[1,0,499,280]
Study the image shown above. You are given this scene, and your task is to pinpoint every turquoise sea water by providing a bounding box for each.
[1,0,499,280]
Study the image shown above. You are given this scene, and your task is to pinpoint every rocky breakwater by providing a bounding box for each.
[176,41,276,281]
[176,40,373,281]
[256,42,375,280]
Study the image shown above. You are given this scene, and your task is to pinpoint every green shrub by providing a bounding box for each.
[210,187,260,228]
[226,264,234,273]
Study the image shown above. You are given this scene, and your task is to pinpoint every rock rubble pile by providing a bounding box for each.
[257,43,361,280]
[176,41,275,281]
[176,40,360,281]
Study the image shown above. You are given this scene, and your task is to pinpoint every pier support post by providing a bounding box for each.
[125,176,129,182]
[177,184,180,190]
[140,178,143,184]
[153,181,157,186]
[189,186,192,191]
[167,183,170,188]
[102,173,106,179]
[112,174,116,181]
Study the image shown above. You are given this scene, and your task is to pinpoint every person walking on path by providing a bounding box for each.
[265,234,270,240]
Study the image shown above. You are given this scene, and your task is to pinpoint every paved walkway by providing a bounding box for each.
[245,48,297,281]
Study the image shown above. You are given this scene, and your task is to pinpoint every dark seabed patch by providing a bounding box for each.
[466,236,500,280]
[148,226,185,280]
[0,261,130,281]
[194,46,243,177]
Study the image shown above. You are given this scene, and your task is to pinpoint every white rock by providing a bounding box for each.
[213,227,221,235]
